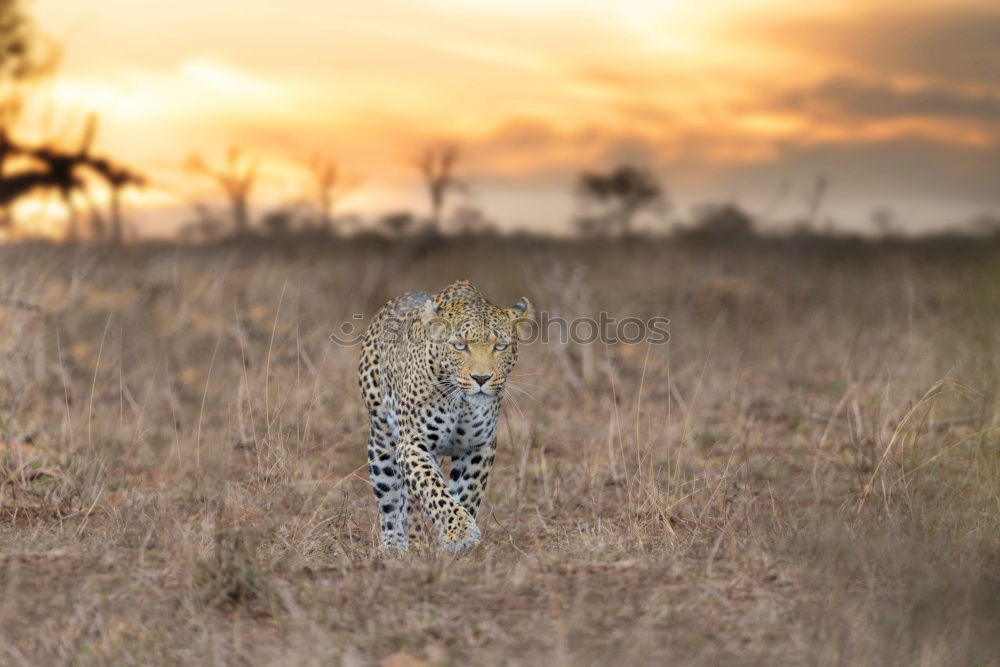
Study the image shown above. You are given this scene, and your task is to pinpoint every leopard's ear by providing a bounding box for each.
[422,299,449,341]
[421,299,440,326]
[506,296,535,340]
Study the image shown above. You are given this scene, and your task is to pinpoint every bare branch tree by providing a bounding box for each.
[307,153,361,233]
[30,113,97,240]
[0,5,142,242]
[0,111,145,241]
[413,142,463,228]
[187,146,257,235]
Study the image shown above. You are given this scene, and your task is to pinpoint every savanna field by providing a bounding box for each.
[0,237,998,665]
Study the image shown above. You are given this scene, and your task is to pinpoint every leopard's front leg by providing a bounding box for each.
[367,414,409,554]
[448,440,496,519]
[397,420,481,554]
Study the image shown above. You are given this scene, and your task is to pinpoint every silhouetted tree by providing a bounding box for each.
[30,114,98,240]
[449,204,497,236]
[0,3,140,241]
[307,153,361,233]
[414,142,463,228]
[34,114,145,242]
[682,203,756,241]
[871,206,897,238]
[575,164,666,236]
[969,213,1000,238]
[178,203,225,242]
[0,0,60,229]
[261,208,299,238]
[378,211,417,237]
[187,146,257,235]
[88,154,145,243]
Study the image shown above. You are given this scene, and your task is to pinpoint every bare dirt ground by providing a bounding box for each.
[0,237,997,665]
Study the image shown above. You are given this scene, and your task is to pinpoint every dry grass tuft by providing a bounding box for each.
[198,525,275,608]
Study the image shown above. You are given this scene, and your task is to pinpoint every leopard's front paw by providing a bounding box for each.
[379,540,409,557]
[439,513,481,554]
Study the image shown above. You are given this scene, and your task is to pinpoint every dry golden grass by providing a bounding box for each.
[0,238,997,665]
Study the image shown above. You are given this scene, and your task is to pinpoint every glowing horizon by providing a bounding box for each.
[12,0,1000,236]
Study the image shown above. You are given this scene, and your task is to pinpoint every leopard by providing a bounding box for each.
[358,279,534,554]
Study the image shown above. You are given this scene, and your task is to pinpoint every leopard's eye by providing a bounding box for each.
[452,341,467,351]
[494,342,508,352]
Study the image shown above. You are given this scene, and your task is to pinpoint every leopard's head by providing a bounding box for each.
[422,293,534,400]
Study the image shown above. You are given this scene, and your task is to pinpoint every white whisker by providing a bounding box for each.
[506,384,538,402]
[507,379,549,390]
[503,389,527,422]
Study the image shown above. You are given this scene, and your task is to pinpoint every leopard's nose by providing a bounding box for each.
[471,373,492,386]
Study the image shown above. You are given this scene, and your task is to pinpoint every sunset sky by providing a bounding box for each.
[24,0,1000,235]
